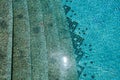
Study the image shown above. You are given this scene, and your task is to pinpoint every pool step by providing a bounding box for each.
[41,0,78,80]
[12,0,31,80]
[0,0,78,80]
[0,0,13,80]
[27,0,48,80]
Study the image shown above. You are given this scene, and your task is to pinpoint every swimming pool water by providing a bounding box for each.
[62,0,120,80]
[0,0,120,80]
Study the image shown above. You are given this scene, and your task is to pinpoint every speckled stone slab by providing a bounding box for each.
[27,0,48,80]
[0,0,79,80]
[41,0,78,80]
[0,0,13,80]
[12,0,31,80]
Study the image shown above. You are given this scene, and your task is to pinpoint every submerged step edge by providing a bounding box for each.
[27,0,48,80]
[12,0,31,80]
[41,0,78,80]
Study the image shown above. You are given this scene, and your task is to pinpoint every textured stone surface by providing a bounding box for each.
[42,0,78,80]
[0,0,81,80]
[0,0,118,80]
[0,0,13,80]
[27,0,48,80]
[12,0,31,80]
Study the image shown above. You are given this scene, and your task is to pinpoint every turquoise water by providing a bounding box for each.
[62,0,120,80]
[0,0,119,80]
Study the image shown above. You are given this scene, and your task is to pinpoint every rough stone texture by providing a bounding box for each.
[12,0,31,80]
[0,0,119,80]
[27,0,48,80]
[0,0,79,80]
[42,0,78,80]
[0,0,13,80]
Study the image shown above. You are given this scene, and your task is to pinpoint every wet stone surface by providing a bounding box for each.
[0,20,8,29]
[0,0,13,80]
